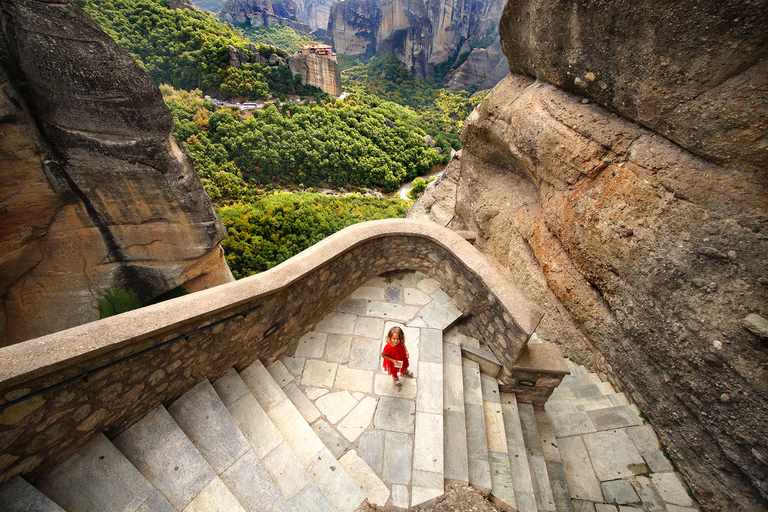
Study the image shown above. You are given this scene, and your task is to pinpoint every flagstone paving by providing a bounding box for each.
[274,271,458,508]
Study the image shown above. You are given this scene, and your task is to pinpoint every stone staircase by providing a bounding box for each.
[0,272,697,512]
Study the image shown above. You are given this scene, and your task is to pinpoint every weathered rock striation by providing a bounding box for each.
[443,37,508,93]
[289,44,342,97]
[327,0,504,79]
[409,1,768,510]
[220,0,311,32]
[0,0,234,347]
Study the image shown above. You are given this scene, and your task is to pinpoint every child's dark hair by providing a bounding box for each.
[386,326,405,344]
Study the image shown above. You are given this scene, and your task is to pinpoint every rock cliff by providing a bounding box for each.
[220,0,311,33]
[289,44,342,96]
[408,1,768,510]
[442,37,507,93]
[327,0,504,79]
[0,0,234,347]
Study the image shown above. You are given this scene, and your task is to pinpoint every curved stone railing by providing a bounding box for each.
[0,218,544,485]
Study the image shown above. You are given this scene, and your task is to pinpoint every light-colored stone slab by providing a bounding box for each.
[240,361,286,411]
[337,396,378,442]
[419,328,443,363]
[414,411,443,473]
[643,450,674,473]
[412,469,443,490]
[374,396,416,434]
[359,430,385,476]
[168,380,250,475]
[351,286,386,301]
[325,334,353,363]
[666,506,699,512]
[392,484,410,509]
[500,393,537,512]
[316,390,359,425]
[444,361,464,412]
[374,372,417,399]
[462,361,483,405]
[281,356,306,378]
[113,406,216,512]
[572,395,614,412]
[488,451,517,511]
[651,473,694,507]
[301,359,338,388]
[289,481,334,512]
[430,288,453,305]
[283,382,322,423]
[383,431,413,485]
[465,402,491,491]
[404,287,432,305]
[594,505,618,512]
[545,460,573,512]
[182,475,246,512]
[551,411,598,438]
[587,406,643,431]
[307,447,366,512]
[416,301,462,330]
[261,442,310,501]
[353,316,386,338]
[312,418,349,458]
[367,301,422,321]
[266,360,294,387]
[137,491,177,512]
[556,435,604,502]
[295,331,327,358]
[545,399,576,418]
[339,299,367,314]
[348,337,383,370]
[534,409,561,463]
[412,486,443,507]
[417,361,443,414]
[416,277,441,294]
[484,400,507,454]
[631,475,666,512]
[583,429,647,481]
[314,312,358,334]
[220,450,294,512]
[444,409,469,483]
[608,393,631,407]
[37,434,161,512]
[305,387,329,400]
[0,477,66,512]
[339,451,390,506]
[212,368,249,407]
[268,398,325,466]
[602,479,641,505]
[444,338,462,365]
[518,402,556,512]
[228,393,282,459]
[335,365,375,393]
[386,286,404,302]
[625,424,662,455]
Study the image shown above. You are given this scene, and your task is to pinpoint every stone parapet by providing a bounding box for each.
[0,218,543,485]
[502,343,571,407]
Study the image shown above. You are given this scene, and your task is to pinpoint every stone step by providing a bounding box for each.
[0,476,65,512]
[35,432,175,512]
[446,326,501,377]
[462,357,492,493]
[113,404,246,512]
[241,360,366,512]
[443,329,469,484]
[265,359,391,507]
[212,367,332,511]
[169,379,295,512]
[407,289,464,330]
[500,392,538,512]
[481,374,517,511]
[535,408,574,512]
[519,402,557,512]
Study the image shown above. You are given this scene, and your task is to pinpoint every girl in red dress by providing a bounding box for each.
[381,326,413,386]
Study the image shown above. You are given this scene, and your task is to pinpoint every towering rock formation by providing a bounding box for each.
[327,0,504,79]
[442,37,508,93]
[0,0,234,347]
[220,0,311,33]
[408,1,768,510]
[289,44,342,96]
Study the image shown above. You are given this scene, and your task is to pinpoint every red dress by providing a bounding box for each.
[382,342,409,377]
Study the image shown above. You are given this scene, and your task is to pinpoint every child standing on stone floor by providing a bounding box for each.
[381,326,414,387]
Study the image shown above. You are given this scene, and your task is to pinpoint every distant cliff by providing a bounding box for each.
[327,0,504,79]
[409,0,768,510]
[289,44,342,96]
[220,0,312,32]
[0,0,234,347]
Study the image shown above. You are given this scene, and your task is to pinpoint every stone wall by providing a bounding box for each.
[0,219,546,486]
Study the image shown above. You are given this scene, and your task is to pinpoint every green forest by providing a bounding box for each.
[79,0,478,277]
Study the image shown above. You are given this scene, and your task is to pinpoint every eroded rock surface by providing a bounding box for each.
[0,0,233,346]
[443,37,508,94]
[289,45,342,97]
[409,2,768,509]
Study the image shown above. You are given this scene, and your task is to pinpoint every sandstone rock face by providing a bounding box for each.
[327,0,504,79]
[295,0,333,30]
[288,45,342,96]
[499,0,768,174]
[443,37,507,93]
[0,0,234,346]
[409,71,768,511]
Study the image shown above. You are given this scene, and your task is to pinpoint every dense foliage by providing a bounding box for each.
[163,85,449,195]
[219,192,409,277]
[342,54,485,148]
[237,24,318,54]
